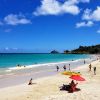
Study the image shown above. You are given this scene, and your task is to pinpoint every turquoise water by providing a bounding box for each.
[0,53,89,68]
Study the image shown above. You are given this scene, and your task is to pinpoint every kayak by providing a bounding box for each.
[62,71,81,76]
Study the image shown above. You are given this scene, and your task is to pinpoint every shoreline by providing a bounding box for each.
[0,54,91,73]
[0,55,94,74]
[0,55,97,89]
[0,58,100,100]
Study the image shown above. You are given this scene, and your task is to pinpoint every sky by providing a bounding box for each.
[0,0,100,53]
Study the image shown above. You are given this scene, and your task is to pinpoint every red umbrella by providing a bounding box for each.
[69,75,85,81]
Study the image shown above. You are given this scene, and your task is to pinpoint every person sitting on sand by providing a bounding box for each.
[28,78,33,85]
[69,80,78,93]
[60,80,80,92]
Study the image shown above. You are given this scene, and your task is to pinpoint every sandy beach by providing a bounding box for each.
[0,58,100,100]
[0,0,100,99]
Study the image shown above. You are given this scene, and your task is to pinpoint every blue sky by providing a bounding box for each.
[0,0,100,53]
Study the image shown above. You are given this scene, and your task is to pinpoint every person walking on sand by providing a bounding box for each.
[63,65,66,71]
[89,64,92,71]
[69,64,71,71]
[93,67,96,75]
[56,66,59,72]
[84,60,86,64]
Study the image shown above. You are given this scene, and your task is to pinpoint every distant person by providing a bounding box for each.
[69,64,71,71]
[84,60,86,64]
[17,64,21,67]
[93,67,96,75]
[28,78,33,85]
[56,66,59,72]
[89,64,92,71]
[63,65,66,71]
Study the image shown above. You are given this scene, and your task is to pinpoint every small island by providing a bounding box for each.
[50,50,59,54]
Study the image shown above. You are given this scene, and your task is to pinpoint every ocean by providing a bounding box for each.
[0,53,89,68]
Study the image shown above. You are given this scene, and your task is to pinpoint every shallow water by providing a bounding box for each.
[0,53,89,68]
[0,53,90,74]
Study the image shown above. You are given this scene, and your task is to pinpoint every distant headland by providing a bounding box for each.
[51,44,100,54]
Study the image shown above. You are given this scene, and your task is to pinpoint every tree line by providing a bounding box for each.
[51,44,100,54]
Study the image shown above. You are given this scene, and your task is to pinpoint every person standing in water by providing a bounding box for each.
[63,65,66,71]
[69,64,71,71]
[56,66,59,72]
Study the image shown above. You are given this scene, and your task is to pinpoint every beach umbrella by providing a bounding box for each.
[69,75,85,81]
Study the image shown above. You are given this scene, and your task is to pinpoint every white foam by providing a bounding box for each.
[7,57,92,72]
[5,70,12,72]
[7,59,82,71]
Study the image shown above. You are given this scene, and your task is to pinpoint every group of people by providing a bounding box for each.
[60,80,79,93]
[56,64,70,72]
[89,64,96,75]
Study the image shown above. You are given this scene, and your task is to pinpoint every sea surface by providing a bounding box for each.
[0,53,89,69]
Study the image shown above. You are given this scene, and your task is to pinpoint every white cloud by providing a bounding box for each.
[5,47,9,50]
[34,0,63,15]
[82,8,91,20]
[62,1,80,15]
[76,21,93,28]
[82,6,100,21]
[97,29,100,33]
[34,0,90,16]
[4,14,31,25]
